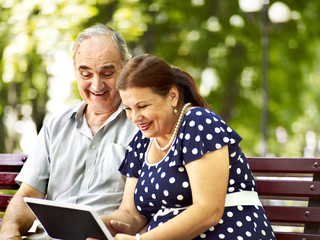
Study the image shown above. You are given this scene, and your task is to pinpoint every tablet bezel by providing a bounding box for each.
[24,197,114,240]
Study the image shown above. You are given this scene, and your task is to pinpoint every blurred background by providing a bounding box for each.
[0,0,319,157]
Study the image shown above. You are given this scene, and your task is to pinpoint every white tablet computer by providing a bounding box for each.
[24,197,114,240]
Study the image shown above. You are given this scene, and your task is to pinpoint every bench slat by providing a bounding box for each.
[0,172,19,189]
[0,154,27,171]
[264,203,320,225]
[275,231,320,240]
[0,195,14,212]
[255,180,320,198]
[248,157,320,174]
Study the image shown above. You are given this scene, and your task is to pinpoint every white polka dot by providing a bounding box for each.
[236,221,243,227]
[137,206,141,211]
[218,233,225,239]
[206,118,212,124]
[182,181,189,188]
[141,180,145,185]
[173,210,179,215]
[219,219,224,224]
[139,196,144,202]
[237,237,243,240]
[162,200,167,205]
[215,143,222,149]
[206,134,213,140]
[200,233,206,238]
[246,216,252,222]
[227,211,233,217]
[195,135,201,142]
[182,147,188,153]
[209,226,215,231]
[246,231,252,237]
[144,187,148,193]
[149,202,154,206]
[152,193,156,199]
[196,111,202,116]
[253,212,259,218]
[161,172,166,178]
[227,227,234,233]
[229,179,235,185]
[185,133,191,140]
[223,137,229,143]
[155,183,159,190]
[192,148,198,155]
[241,183,246,188]
[227,127,232,132]
[169,177,176,183]
[230,151,236,157]
[198,125,204,131]
[163,190,169,196]
[228,187,235,192]
[177,195,184,201]
[189,121,196,127]
[151,177,155,183]
[215,127,221,133]
[237,206,243,211]
[237,168,241,174]
[178,167,185,172]
[261,230,266,236]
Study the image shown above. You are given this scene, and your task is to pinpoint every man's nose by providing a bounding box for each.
[91,75,104,90]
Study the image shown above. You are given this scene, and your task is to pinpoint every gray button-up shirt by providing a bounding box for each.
[16,102,138,215]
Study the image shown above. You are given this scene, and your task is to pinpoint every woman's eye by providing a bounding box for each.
[139,105,148,109]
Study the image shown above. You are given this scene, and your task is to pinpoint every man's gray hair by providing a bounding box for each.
[72,24,131,67]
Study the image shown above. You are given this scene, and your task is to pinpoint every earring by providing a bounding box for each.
[174,108,178,114]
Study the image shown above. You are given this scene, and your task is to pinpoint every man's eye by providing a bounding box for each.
[104,71,114,77]
[81,71,92,78]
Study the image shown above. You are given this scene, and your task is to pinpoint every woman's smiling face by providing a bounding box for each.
[120,87,179,139]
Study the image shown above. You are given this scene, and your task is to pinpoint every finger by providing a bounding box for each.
[110,220,133,235]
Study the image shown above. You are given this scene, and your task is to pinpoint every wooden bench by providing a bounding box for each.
[248,157,320,240]
[1,154,320,239]
[0,154,27,224]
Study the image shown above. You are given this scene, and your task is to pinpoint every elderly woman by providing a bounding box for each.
[104,54,275,240]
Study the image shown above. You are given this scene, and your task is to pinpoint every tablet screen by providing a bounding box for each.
[24,197,114,240]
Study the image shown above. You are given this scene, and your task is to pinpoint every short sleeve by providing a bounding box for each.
[119,131,149,178]
[177,107,242,165]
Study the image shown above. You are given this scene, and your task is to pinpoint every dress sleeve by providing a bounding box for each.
[177,107,242,165]
[118,131,147,178]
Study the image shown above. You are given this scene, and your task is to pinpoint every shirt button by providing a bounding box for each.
[91,145,96,150]
[87,169,92,174]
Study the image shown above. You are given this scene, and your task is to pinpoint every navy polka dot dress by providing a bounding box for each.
[119,107,275,240]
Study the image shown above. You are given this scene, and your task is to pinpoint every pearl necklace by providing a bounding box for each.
[154,102,191,151]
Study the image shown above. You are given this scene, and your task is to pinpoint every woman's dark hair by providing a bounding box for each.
[117,54,210,109]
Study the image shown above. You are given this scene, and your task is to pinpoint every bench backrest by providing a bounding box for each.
[247,157,320,240]
[0,154,27,223]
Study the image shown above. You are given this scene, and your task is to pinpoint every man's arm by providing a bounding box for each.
[0,183,45,240]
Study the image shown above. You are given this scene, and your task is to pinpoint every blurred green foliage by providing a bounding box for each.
[0,0,320,157]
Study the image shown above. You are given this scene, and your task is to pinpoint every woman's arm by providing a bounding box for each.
[115,145,229,240]
[101,177,148,236]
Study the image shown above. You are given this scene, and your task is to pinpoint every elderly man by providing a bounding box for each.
[0,24,138,239]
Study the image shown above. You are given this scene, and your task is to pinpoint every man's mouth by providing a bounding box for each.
[91,91,107,96]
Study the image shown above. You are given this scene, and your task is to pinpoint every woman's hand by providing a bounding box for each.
[114,233,136,240]
[110,219,135,235]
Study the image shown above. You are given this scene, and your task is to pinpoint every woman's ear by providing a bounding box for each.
[169,86,179,107]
